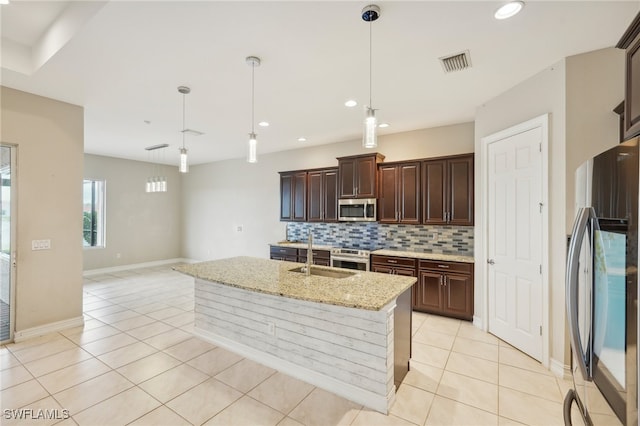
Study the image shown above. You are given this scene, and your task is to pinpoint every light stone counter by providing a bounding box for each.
[175,256,415,311]
[269,241,335,250]
[174,256,415,414]
[372,249,475,264]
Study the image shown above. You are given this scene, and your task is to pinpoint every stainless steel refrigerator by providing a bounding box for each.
[564,137,639,425]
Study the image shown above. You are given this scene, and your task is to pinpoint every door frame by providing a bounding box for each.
[479,114,550,368]
[0,143,17,344]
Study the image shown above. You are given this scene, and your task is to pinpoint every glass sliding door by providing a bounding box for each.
[0,146,15,343]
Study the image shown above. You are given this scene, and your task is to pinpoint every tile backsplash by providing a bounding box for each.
[286,222,473,255]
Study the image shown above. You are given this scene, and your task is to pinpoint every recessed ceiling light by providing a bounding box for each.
[298,137,307,142]
[378,123,389,128]
[494,1,524,20]
[344,100,358,108]
[0,0,10,5]
[258,121,270,127]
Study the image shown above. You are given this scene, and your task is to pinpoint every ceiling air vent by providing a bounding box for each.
[439,50,472,73]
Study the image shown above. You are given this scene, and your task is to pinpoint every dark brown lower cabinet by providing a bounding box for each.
[269,246,330,266]
[298,248,331,266]
[371,255,417,277]
[269,246,297,262]
[414,260,474,320]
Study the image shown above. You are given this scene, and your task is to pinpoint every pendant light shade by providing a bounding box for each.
[179,147,188,173]
[178,86,190,173]
[248,132,257,163]
[246,56,261,163]
[362,5,380,149]
[363,107,377,148]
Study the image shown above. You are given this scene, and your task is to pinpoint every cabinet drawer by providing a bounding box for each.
[298,249,330,260]
[372,255,417,268]
[270,246,298,257]
[419,260,472,274]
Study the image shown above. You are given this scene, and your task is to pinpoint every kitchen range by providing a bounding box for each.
[330,246,374,271]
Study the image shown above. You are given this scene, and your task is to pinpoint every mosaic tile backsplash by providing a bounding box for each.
[286,222,474,255]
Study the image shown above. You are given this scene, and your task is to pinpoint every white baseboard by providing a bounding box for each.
[472,315,483,330]
[193,327,392,414]
[550,357,571,379]
[14,316,85,343]
[83,258,198,276]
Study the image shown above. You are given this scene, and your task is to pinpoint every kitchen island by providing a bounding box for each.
[175,256,416,414]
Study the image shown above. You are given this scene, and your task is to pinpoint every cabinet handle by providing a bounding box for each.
[388,259,398,264]
[437,264,449,269]
[439,276,443,286]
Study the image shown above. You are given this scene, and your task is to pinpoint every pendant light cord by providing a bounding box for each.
[369,15,373,109]
[251,62,255,134]
[181,93,186,150]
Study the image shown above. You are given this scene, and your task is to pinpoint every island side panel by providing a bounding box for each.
[194,278,395,413]
[394,286,412,387]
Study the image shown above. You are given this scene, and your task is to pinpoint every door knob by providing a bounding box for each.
[487,259,495,265]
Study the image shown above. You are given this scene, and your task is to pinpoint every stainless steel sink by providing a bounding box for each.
[289,266,356,279]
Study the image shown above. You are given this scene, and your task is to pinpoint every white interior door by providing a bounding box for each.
[487,126,543,361]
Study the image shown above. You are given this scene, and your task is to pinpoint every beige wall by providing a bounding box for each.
[474,47,625,371]
[181,122,474,262]
[0,86,84,332]
[83,154,182,271]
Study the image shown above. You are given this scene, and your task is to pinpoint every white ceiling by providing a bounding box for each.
[1,1,638,166]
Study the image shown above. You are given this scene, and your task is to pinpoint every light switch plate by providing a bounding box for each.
[31,239,51,250]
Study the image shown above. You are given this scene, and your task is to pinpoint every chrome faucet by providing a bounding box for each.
[306,231,313,276]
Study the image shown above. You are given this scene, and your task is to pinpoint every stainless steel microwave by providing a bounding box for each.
[338,198,377,222]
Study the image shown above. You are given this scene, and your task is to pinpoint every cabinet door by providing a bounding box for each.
[323,169,338,222]
[280,173,293,221]
[443,273,473,320]
[625,34,640,139]
[399,162,421,224]
[378,165,399,223]
[292,172,307,222]
[395,267,417,277]
[448,156,474,226]
[422,160,447,224]
[338,158,357,198]
[372,264,394,274]
[307,171,323,222]
[356,156,377,198]
[415,270,444,313]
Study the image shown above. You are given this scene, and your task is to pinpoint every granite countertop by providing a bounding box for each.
[175,256,416,311]
[270,242,335,250]
[372,249,475,264]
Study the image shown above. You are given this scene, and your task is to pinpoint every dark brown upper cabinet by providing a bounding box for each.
[378,162,421,224]
[617,12,640,140]
[337,153,385,199]
[422,154,474,226]
[279,171,307,222]
[307,168,338,222]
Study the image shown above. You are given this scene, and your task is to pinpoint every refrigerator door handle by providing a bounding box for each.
[566,206,593,380]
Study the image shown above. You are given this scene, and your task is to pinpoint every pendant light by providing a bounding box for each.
[178,86,190,173]
[362,4,380,149]
[246,56,261,163]
[145,143,169,193]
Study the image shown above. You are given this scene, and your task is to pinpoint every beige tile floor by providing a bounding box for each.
[0,264,573,425]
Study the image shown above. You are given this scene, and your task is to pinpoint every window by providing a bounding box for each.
[83,180,105,248]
